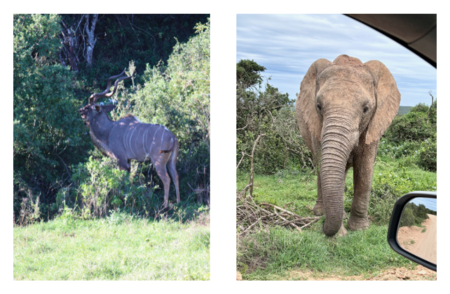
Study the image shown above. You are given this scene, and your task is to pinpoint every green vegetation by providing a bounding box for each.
[14,209,210,280]
[236,60,311,174]
[400,202,436,228]
[237,223,413,279]
[383,101,437,171]
[237,157,436,279]
[14,14,210,280]
[236,60,437,280]
[14,15,210,223]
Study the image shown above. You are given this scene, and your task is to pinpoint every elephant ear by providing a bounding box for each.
[297,58,331,141]
[364,60,401,145]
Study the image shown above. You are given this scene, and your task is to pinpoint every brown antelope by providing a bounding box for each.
[78,69,180,208]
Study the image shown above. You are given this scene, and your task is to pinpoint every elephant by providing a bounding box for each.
[295,54,401,237]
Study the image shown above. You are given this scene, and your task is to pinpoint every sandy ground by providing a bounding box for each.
[397,214,437,264]
[237,265,437,281]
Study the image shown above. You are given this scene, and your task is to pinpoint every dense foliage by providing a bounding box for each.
[400,201,436,227]
[14,14,91,222]
[236,60,312,174]
[381,101,437,171]
[14,14,209,224]
[59,14,208,95]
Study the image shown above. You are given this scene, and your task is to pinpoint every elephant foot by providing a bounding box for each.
[338,225,348,237]
[313,202,324,216]
[347,215,370,231]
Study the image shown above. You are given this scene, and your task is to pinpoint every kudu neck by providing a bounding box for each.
[91,112,115,141]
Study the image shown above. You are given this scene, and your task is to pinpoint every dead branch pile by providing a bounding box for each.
[236,193,321,236]
[236,132,320,236]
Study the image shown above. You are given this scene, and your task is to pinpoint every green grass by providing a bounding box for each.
[237,155,436,280]
[237,224,415,280]
[14,210,210,280]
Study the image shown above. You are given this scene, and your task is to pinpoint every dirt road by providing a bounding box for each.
[237,265,437,280]
[397,214,436,264]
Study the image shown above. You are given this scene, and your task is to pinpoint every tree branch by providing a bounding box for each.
[249,134,265,197]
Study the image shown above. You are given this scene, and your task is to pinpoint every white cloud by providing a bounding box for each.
[237,14,436,106]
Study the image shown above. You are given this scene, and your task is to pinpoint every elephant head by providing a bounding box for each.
[296,55,401,236]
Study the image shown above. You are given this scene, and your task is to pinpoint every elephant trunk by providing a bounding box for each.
[320,113,357,236]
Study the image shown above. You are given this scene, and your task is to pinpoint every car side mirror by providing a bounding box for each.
[387,192,436,271]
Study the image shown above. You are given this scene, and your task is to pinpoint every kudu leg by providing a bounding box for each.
[117,157,131,172]
[167,152,180,204]
[154,164,171,208]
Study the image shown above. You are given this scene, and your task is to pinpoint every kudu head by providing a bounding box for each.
[79,69,133,127]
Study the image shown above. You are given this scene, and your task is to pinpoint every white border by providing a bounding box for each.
[4,1,449,293]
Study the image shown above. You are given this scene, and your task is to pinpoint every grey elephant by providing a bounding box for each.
[296,54,401,237]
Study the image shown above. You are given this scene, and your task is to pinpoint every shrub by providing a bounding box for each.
[13,14,91,222]
[68,157,157,218]
[399,206,415,227]
[417,140,437,172]
[381,100,436,173]
[344,167,436,225]
[384,103,436,144]
[378,140,421,159]
[123,20,211,201]
[399,202,431,227]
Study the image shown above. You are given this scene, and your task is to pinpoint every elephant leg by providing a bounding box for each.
[347,141,379,231]
[313,172,324,216]
[310,140,324,216]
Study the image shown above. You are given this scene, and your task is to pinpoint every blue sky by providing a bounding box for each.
[237,14,437,106]
[411,197,437,212]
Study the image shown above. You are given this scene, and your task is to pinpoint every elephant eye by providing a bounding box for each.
[317,104,322,112]
[363,106,369,114]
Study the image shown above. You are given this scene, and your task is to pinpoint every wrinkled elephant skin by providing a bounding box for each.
[296,55,401,236]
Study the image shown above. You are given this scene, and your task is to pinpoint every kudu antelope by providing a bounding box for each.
[78,69,180,208]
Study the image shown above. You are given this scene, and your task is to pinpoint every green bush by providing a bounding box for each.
[381,101,436,173]
[399,202,432,227]
[384,102,436,144]
[378,140,421,159]
[399,206,415,227]
[344,166,436,226]
[236,60,310,174]
[69,157,156,218]
[13,14,91,222]
[125,20,210,200]
[417,140,437,172]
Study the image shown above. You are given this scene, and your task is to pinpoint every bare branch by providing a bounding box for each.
[60,19,79,71]
[249,134,265,197]
[236,123,248,131]
[236,151,245,170]
[85,14,98,67]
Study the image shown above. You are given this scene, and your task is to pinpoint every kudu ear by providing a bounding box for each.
[364,60,401,145]
[102,104,116,113]
[296,58,332,142]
